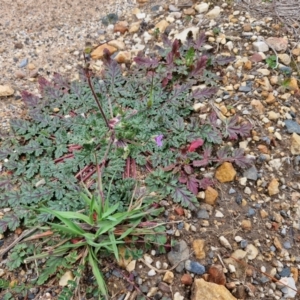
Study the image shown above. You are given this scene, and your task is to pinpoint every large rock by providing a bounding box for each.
[91,44,117,60]
[191,279,237,300]
[215,162,236,182]
[0,85,14,97]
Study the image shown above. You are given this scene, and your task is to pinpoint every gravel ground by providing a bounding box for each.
[0,0,164,134]
[1,0,300,299]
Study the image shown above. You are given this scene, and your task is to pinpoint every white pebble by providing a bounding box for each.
[155,261,162,269]
[148,269,156,276]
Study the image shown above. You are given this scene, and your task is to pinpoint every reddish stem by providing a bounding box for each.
[54,153,74,163]
[131,158,136,178]
[75,163,93,179]
[81,167,96,182]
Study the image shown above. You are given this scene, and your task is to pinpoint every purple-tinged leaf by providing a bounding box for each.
[186,175,199,195]
[0,148,11,160]
[166,52,174,66]
[102,48,112,65]
[53,73,70,92]
[216,146,231,164]
[21,90,40,107]
[162,33,173,48]
[183,164,193,175]
[193,145,212,167]
[179,172,188,183]
[189,55,208,78]
[198,177,215,190]
[171,39,180,59]
[162,72,172,87]
[0,179,13,191]
[173,166,181,174]
[134,56,159,68]
[0,214,20,233]
[223,115,252,140]
[199,124,223,144]
[214,55,236,66]
[192,87,218,100]
[231,148,254,168]
[172,186,198,211]
[194,32,206,50]
[208,111,219,128]
[215,147,252,168]
[0,220,8,233]
[163,164,176,172]
[38,77,52,95]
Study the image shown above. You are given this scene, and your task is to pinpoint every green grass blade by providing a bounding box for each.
[101,203,119,219]
[40,208,86,235]
[88,249,107,297]
[108,231,119,262]
[117,217,141,240]
[47,210,92,224]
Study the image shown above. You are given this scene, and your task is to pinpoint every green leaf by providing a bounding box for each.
[40,209,86,236]
[108,231,119,262]
[88,249,107,297]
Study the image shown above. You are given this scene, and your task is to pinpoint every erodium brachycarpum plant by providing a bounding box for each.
[0,31,253,297]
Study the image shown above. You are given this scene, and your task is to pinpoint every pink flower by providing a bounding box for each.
[155,134,164,147]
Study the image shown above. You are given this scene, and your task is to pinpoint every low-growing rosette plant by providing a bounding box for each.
[0,31,252,298]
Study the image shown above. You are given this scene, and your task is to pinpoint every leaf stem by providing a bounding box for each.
[84,67,110,129]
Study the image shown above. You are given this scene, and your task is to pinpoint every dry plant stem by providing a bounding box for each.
[84,66,110,129]
[22,230,54,242]
[127,183,138,212]
[72,247,89,300]
[0,227,38,257]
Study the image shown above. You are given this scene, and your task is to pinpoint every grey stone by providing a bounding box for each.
[19,58,28,68]
[253,41,269,52]
[246,208,256,217]
[238,85,251,92]
[240,240,248,249]
[229,188,236,194]
[285,120,300,134]
[278,267,290,277]
[167,240,189,273]
[169,4,180,12]
[283,241,292,249]
[197,209,209,219]
[243,166,258,181]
